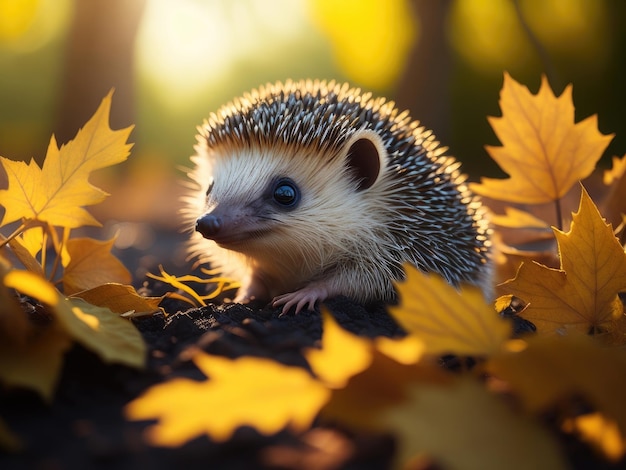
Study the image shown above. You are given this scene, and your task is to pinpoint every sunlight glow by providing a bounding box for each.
[0,0,71,52]
[136,0,309,111]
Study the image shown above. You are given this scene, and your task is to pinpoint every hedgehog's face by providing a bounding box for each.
[194,129,388,269]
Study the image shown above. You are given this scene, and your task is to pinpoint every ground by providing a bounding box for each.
[0,289,402,469]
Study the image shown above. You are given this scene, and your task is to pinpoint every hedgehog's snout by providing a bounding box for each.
[196,214,222,238]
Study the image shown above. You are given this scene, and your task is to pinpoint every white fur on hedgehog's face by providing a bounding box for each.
[193,130,389,274]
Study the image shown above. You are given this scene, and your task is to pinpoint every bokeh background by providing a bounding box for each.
[1,0,624,276]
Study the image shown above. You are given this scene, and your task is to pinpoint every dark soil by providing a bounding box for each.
[0,292,403,470]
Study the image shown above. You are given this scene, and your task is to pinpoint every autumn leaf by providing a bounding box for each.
[374,335,425,365]
[604,155,626,186]
[321,342,451,432]
[487,334,626,441]
[601,154,626,229]
[0,324,72,402]
[470,73,613,204]
[304,310,373,388]
[0,256,31,344]
[5,233,45,275]
[382,378,567,470]
[125,353,330,446]
[71,283,164,316]
[0,90,133,228]
[502,187,626,335]
[0,268,73,400]
[0,417,23,452]
[563,413,625,462]
[15,224,45,257]
[4,269,145,370]
[62,237,131,295]
[56,298,146,368]
[490,207,551,229]
[388,265,511,356]
[321,344,564,469]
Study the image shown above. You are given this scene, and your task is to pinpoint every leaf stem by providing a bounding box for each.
[41,230,48,277]
[0,221,28,248]
[48,226,69,282]
[554,198,563,231]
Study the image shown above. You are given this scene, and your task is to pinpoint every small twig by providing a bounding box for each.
[512,0,560,87]
[0,221,28,248]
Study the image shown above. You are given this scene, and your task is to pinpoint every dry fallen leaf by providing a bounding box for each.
[382,378,567,470]
[604,155,626,186]
[320,342,564,469]
[62,237,132,295]
[471,73,613,204]
[564,413,625,462]
[0,268,73,400]
[487,334,626,440]
[490,207,551,229]
[125,353,330,446]
[502,187,626,336]
[6,234,45,276]
[57,298,146,368]
[71,283,164,315]
[321,344,451,432]
[601,154,626,230]
[0,91,133,228]
[388,264,511,356]
[304,310,373,388]
[0,257,31,344]
[3,269,145,370]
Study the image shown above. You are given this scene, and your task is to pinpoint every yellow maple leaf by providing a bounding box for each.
[125,353,330,446]
[62,237,131,295]
[470,73,613,204]
[487,334,626,441]
[304,309,424,390]
[0,91,133,228]
[321,342,452,431]
[388,265,511,357]
[502,187,626,335]
[304,310,374,388]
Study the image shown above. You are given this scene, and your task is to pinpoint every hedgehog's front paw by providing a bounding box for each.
[272,285,330,315]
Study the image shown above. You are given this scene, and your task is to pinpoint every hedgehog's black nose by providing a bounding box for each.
[196,214,222,238]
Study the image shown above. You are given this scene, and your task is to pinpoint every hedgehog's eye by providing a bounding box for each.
[272,178,300,208]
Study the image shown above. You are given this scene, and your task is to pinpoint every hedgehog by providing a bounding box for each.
[183,79,492,314]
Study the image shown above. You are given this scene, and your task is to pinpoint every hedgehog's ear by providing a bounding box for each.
[341,130,386,192]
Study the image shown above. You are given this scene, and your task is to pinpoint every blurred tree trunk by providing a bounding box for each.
[54,0,146,145]
[395,0,453,144]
